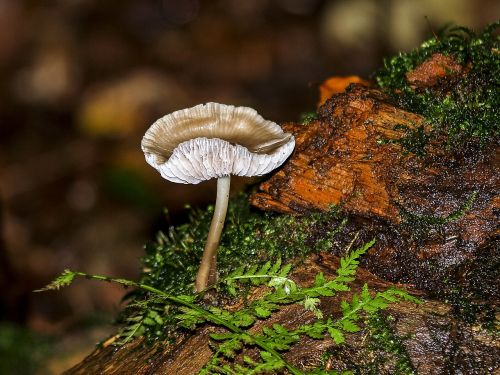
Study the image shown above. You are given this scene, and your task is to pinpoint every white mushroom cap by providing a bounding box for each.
[141,103,295,184]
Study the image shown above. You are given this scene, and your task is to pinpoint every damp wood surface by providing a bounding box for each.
[251,84,497,224]
[250,83,498,301]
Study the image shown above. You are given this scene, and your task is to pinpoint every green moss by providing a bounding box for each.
[377,125,431,157]
[443,289,497,330]
[364,313,415,375]
[308,311,416,375]
[124,192,345,342]
[42,237,420,374]
[140,193,341,294]
[375,23,499,152]
[299,111,318,125]
[438,240,499,330]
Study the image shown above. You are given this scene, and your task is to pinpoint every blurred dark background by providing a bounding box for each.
[0,0,497,373]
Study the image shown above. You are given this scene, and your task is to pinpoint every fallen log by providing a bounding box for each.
[250,82,499,305]
[64,80,498,374]
[65,252,498,374]
[64,25,499,374]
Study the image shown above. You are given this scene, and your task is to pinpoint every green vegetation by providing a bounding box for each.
[443,288,497,330]
[299,111,318,125]
[125,194,345,342]
[0,323,53,375]
[40,240,419,374]
[364,314,415,374]
[376,23,499,153]
[32,20,500,374]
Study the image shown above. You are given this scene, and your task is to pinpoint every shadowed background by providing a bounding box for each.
[0,0,497,373]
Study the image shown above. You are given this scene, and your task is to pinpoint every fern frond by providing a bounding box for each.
[116,313,147,345]
[223,258,292,296]
[335,239,375,284]
[34,269,79,292]
[256,324,300,351]
[38,239,420,375]
[176,306,208,329]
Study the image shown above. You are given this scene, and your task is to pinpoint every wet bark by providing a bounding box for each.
[250,84,499,303]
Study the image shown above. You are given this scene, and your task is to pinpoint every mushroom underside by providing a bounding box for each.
[144,137,295,184]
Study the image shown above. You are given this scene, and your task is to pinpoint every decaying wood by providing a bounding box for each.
[251,84,499,301]
[252,86,427,222]
[405,53,464,88]
[65,253,499,375]
[251,84,497,224]
[66,56,499,374]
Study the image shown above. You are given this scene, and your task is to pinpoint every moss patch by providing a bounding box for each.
[364,313,414,374]
[375,23,499,153]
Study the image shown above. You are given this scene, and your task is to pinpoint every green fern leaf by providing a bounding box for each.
[327,327,345,344]
[341,319,360,332]
[254,306,272,318]
[34,269,77,291]
[270,258,282,274]
[314,272,327,287]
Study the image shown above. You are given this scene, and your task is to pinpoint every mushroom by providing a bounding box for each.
[141,103,295,291]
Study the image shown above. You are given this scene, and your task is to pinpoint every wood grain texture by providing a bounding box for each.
[251,85,427,223]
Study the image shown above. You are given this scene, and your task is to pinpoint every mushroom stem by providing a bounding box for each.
[195,175,231,292]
